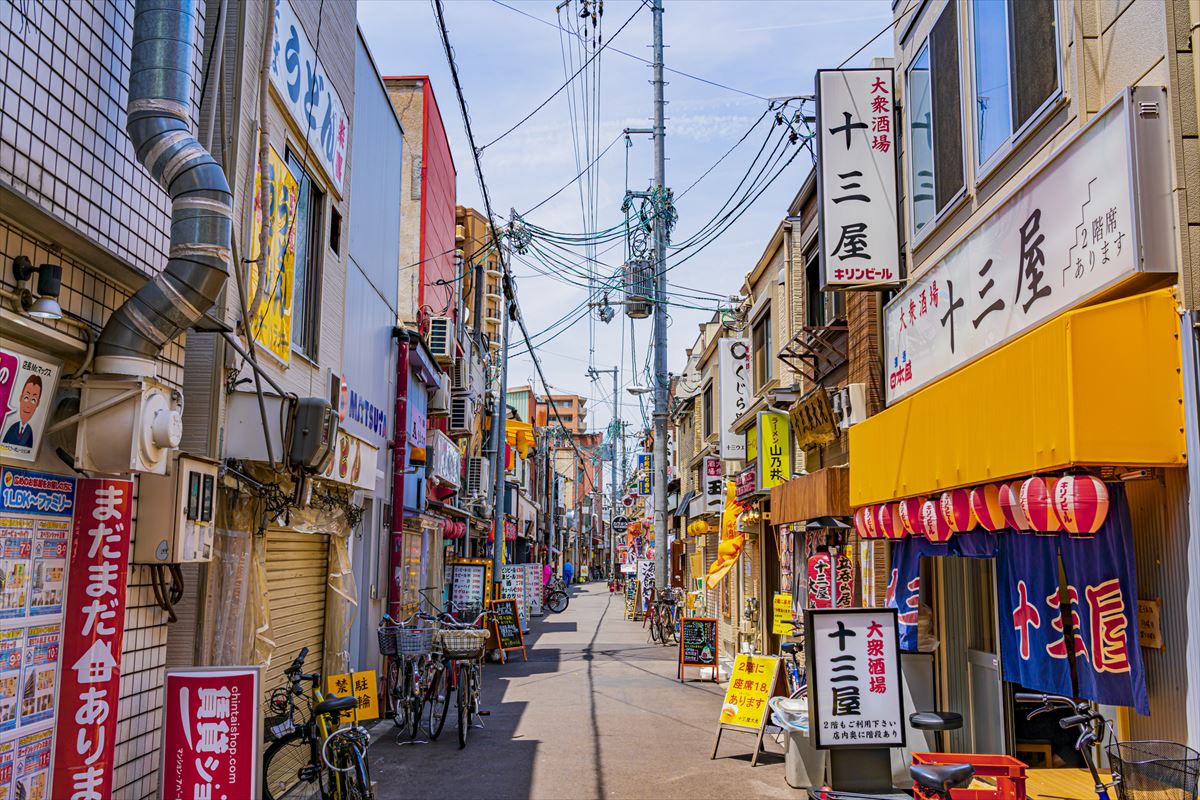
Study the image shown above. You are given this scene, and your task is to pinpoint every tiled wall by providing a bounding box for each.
[113,567,170,799]
[0,0,204,277]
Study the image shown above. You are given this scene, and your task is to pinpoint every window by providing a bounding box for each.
[286,151,324,356]
[751,311,773,390]
[907,2,964,235]
[329,208,342,255]
[971,0,1060,167]
[702,383,714,438]
[805,243,845,326]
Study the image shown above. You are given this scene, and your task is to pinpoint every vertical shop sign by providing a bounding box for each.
[703,456,724,511]
[807,608,905,748]
[161,668,261,800]
[635,452,653,496]
[0,345,61,463]
[50,478,133,800]
[269,0,349,192]
[717,339,751,459]
[816,68,900,289]
[248,140,299,365]
[755,411,791,492]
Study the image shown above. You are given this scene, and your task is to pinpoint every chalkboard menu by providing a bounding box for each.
[489,599,526,661]
[680,617,718,666]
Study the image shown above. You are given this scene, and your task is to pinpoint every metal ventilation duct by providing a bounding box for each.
[96,0,232,375]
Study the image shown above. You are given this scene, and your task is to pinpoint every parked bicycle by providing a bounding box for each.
[262,647,373,800]
[431,609,494,749]
[780,617,806,699]
[543,582,569,614]
[647,587,684,645]
[378,613,439,742]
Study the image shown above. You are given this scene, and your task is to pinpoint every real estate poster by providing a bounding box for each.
[28,519,67,617]
[12,727,51,800]
[19,624,58,727]
[0,628,23,734]
[0,521,32,620]
[0,737,14,800]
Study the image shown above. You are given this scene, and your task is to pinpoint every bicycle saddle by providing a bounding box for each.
[780,642,800,654]
[911,763,975,792]
[314,694,359,717]
[909,711,963,731]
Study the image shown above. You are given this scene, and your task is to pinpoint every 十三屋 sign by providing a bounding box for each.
[755,411,791,492]
[884,88,1175,403]
[718,339,751,459]
[806,608,905,749]
[816,68,900,289]
[269,0,349,193]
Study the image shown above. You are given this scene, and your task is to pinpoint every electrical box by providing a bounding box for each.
[133,455,219,564]
[290,397,338,471]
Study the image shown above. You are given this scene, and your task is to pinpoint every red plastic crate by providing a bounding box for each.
[911,752,1028,800]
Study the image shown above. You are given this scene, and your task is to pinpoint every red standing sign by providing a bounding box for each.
[161,668,262,800]
[51,478,133,800]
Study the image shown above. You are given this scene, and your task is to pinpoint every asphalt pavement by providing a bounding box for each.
[367,581,798,799]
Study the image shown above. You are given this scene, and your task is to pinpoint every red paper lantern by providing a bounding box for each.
[875,503,905,539]
[1020,476,1062,533]
[921,498,952,543]
[940,489,975,533]
[970,484,1006,532]
[898,497,926,536]
[999,480,1032,532]
[853,507,873,538]
[1054,475,1110,535]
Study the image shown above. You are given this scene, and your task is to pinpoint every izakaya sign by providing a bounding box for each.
[51,478,133,800]
[703,456,724,511]
[807,608,905,748]
[885,89,1175,403]
[161,668,261,800]
[816,68,900,288]
[717,339,751,459]
[270,0,349,193]
[755,411,790,491]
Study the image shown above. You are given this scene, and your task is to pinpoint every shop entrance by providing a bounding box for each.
[937,556,1005,755]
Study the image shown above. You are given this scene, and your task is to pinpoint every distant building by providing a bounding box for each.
[541,393,588,434]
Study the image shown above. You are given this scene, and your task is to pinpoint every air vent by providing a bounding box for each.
[465,456,490,497]
[427,317,456,364]
[449,393,475,434]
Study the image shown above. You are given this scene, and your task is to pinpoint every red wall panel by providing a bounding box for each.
[420,82,457,320]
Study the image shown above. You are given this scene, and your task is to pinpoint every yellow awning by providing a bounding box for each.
[849,288,1185,507]
[505,420,535,459]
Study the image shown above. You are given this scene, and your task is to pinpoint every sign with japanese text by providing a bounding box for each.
[789,388,838,449]
[161,667,261,800]
[429,429,462,489]
[734,465,756,501]
[320,429,378,490]
[449,559,490,621]
[269,0,349,193]
[500,564,529,632]
[0,467,74,518]
[327,669,379,721]
[885,90,1175,403]
[816,68,900,288]
[51,478,133,800]
[248,139,298,365]
[1138,598,1163,650]
[755,411,790,491]
[489,599,525,658]
[807,608,904,748]
[0,344,60,463]
[703,456,724,511]
[772,592,794,636]
[635,452,652,496]
[679,617,718,681]
[717,339,751,459]
[718,654,782,731]
[523,563,543,617]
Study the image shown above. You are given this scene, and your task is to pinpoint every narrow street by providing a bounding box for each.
[369,583,794,799]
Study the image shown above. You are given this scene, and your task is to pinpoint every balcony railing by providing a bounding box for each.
[778,324,849,385]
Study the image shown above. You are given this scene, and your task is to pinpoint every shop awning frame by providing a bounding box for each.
[849,289,1185,506]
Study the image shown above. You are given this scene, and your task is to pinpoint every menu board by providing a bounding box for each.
[679,617,718,670]
[449,560,489,620]
[12,727,51,800]
[489,599,524,654]
[499,565,528,632]
[523,563,543,617]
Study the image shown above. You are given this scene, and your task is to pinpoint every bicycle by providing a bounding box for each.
[647,587,683,645]
[780,617,806,699]
[262,647,373,800]
[378,613,438,742]
[427,609,493,749]
[542,582,569,614]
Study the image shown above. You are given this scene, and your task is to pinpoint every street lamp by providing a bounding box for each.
[626,385,651,396]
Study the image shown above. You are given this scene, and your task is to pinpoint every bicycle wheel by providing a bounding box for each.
[545,590,568,614]
[426,662,451,740]
[263,730,324,800]
[323,729,374,800]
[650,612,662,643]
[407,663,424,740]
[457,662,471,749]
[389,661,410,731]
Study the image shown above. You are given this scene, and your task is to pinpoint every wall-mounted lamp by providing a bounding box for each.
[12,255,63,320]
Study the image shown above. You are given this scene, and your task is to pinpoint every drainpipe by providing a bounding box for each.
[1185,2,1200,750]
[389,330,412,618]
[97,0,233,376]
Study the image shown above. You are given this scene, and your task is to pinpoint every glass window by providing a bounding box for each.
[971,0,1060,168]
[752,311,773,390]
[285,151,323,356]
[907,4,965,235]
[702,384,714,437]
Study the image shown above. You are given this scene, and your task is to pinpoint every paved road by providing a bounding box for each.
[368,582,796,799]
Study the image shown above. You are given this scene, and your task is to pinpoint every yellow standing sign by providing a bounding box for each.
[326,670,379,721]
[712,653,786,767]
[248,140,298,365]
[772,592,794,636]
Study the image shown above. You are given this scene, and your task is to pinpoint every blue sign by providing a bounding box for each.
[0,466,75,517]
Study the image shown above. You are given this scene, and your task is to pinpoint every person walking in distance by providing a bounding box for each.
[563,560,574,586]
[543,562,553,587]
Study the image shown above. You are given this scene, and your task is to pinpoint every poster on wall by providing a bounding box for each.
[0,345,61,463]
[13,727,51,800]
[28,518,67,617]
[18,624,55,728]
[248,139,299,365]
[0,521,32,620]
[162,667,261,800]
[0,738,14,800]
[0,628,22,735]
[51,478,134,800]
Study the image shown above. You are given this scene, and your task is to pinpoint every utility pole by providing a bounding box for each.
[650,0,670,592]
[490,277,512,596]
[587,365,620,578]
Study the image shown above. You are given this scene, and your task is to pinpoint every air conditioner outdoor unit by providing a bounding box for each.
[429,372,451,416]
[427,317,456,364]
[832,383,867,429]
[451,354,470,392]
[449,393,475,434]
[465,456,490,497]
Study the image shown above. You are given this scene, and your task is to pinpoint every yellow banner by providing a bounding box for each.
[772,592,794,635]
[249,141,298,365]
[719,654,780,730]
[326,670,379,721]
[757,411,791,490]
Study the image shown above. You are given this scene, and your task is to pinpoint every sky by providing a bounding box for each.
[358,0,894,437]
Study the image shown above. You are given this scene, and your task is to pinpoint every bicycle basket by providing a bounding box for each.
[397,627,436,658]
[1107,741,1200,800]
[435,628,489,660]
[377,625,400,657]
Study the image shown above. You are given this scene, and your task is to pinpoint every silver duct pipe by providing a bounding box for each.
[97,0,233,376]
